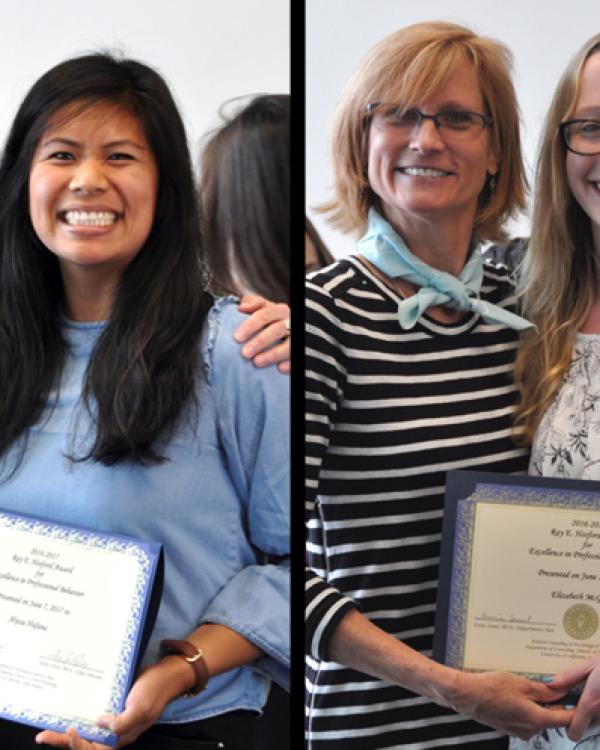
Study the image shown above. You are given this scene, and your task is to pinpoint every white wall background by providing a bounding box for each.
[0,0,289,169]
[306,0,600,258]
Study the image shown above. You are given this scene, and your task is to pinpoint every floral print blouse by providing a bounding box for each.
[531,334,600,481]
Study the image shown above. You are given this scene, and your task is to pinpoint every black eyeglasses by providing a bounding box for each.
[559,119,600,155]
[366,103,492,142]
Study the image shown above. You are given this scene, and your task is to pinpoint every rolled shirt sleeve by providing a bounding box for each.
[200,299,290,687]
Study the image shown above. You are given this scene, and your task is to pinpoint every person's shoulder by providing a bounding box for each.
[306,256,364,300]
[481,241,529,313]
[482,237,529,276]
[201,296,246,380]
[482,258,516,282]
[201,296,285,390]
[481,259,519,304]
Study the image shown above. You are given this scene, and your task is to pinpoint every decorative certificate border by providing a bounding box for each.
[446,483,600,677]
[434,470,600,686]
[0,509,162,746]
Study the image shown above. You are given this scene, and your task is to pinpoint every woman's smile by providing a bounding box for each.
[60,209,123,227]
[367,59,498,234]
[394,166,455,177]
[29,101,158,278]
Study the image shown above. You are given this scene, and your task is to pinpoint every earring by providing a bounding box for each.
[488,174,497,192]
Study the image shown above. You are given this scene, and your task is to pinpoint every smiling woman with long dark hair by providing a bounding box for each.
[0,56,211,470]
[0,52,289,750]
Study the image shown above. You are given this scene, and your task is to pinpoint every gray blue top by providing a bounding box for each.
[0,297,290,723]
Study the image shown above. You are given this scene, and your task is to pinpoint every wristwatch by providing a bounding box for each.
[161,638,209,696]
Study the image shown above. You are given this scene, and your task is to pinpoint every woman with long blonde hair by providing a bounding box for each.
[514,32,600,749]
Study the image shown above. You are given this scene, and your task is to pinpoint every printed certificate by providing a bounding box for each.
[434,471,600,689]
[0,508,162,746]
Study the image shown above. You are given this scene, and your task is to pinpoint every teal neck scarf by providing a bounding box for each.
[357,209,533,331]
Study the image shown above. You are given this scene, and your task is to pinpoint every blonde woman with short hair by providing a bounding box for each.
[306,20,573,749]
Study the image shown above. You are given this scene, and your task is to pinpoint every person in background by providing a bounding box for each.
[200,92,291,748]
[305,21,575,749]
[0,52,289,750]
[511,32,600,750]
[201,94,291,374]
[305,216,335,273]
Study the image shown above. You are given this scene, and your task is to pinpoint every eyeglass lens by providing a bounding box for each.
[564,120,600,154]
[374,107,487,141]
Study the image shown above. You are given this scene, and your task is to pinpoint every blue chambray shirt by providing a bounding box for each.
[0,297,290,723]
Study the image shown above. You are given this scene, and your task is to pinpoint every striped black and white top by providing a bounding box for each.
[305,256,529,750]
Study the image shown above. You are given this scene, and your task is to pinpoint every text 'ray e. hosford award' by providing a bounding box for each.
[0,508,163,746]
[434,470,600,696]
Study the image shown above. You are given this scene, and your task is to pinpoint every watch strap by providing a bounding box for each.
[161,638,209,696]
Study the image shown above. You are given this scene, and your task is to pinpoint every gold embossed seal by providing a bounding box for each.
[563,604,599,640]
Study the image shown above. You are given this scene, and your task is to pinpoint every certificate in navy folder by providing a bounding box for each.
[434,470,600,697]
[0,508,163,746]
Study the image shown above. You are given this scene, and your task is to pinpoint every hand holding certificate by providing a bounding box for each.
[0,508,162,747]
[434,471,600,693]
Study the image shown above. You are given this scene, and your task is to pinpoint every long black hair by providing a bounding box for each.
[201,94,290,303]
[0,52,213,467]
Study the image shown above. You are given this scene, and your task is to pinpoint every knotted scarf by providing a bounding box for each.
[357,209,533,331]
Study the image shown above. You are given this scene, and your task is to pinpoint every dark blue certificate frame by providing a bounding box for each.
[434,470,600,702]
[0,508,163,746]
